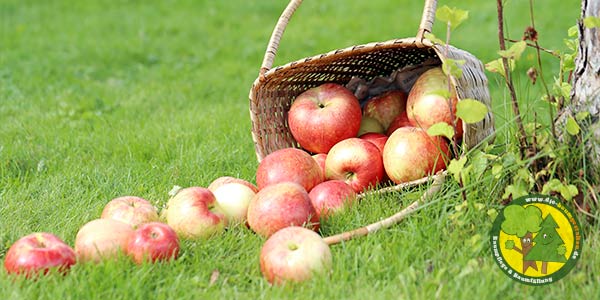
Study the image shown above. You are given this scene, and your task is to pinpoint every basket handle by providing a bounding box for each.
[258,0,438,77]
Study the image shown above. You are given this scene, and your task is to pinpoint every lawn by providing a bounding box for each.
[1,0,596,299]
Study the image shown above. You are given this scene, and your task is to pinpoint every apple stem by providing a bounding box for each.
[323,172,446,246]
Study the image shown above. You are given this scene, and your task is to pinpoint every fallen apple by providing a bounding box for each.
[308,180,357,219]
[207,176,259,193]
[325,138,384,193]
[212,182,256,225]
[260,226,332,285]
[288,83,362,153]
[125,222,180,264]
[247,182,319,238]
[75,218,134,263]
[255,147,324,192]
[165,187,226,239]
[4,232,76,278]
[101,196,159,228]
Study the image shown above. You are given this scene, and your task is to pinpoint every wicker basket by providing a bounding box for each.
[249,0,494,186]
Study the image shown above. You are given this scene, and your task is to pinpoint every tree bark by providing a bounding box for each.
[558,0,600,170]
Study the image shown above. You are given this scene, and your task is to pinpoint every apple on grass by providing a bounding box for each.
[406,67,463,138]
[247,182,319,238]
[75,218,134,263]
[4,233,76,278]
[256,147,324,192]
[126,222,180,264]
[325,138,384,193]
[101,196,159,228]
[211,182,256,225]
[363,89,407,129]
[288,83,362,154]
[165,187,226,239]
[308,180,357,219]
[383,126,450,184]
[207,176,258,193]
[260,226,332,285]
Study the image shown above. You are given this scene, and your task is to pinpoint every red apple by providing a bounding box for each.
[325,138,384,193]
[312,153,327,179]
[247,182,319,238]
[212,182,256,225]
[363,90,407,129]
[101,196,159,228]
[358,132,388,154]
[125,222,180,264]
[406,67,463,138]
[288,83,362,154]
[357,116,385,136]
[207,176,259,193]
[260,226,332,285]
[75,218,134,263]
[256,147,324,192]
[4,233,76,278]
[308,180,357,219]
[386,111,411,136]
[165,187,226,239]
[383,127,450,184]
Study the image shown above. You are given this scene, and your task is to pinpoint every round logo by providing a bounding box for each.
[490,194,583,285]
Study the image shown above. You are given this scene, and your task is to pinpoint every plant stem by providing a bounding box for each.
[497,0,529,156]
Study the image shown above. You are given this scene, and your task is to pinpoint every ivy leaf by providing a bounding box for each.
[442,59,465,78]
[456,99,488,124]
[498,41,527,60]
[424,32,445,45]
[447,156,468,182]
[436,6,469,30]
[583,16,600,28]
[566,116,581,135]
[427,122,455,140]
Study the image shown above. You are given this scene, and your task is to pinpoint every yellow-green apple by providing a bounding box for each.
[207,176,258,193]
[75,218,134,263]
[383,127,450,184]
[165,187,225,239]
[312,153,327,179]
[288,83,362,154]
[386,111,411,136]
[4,233,76,278]
[260,226,332,285]
[256,147,324,192]
[308,180,357,219]
[125,222,180,264]
[101,196,159,228]
[363,90,407,129]
[211,182,256,225]
[357,116,385,136]
[406,67,463,138]
[358,132,388,154]
[325,138,384,193]
[247,182,319,238]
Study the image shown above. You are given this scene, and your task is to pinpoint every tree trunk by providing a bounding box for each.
[558,0,600,170]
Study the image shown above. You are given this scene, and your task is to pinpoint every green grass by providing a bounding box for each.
[1,0,597,299]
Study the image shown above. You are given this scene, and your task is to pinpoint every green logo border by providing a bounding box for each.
[490,194,583,286]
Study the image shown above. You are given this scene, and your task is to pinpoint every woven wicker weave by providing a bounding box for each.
[249,0,494,164]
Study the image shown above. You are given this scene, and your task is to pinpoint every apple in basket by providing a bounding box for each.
[357,116,385,136]
[255,147,324,192]
[4,232,76,278]
[287,83,362,154]
[101,196,159,228]
[308,180,357,219]
[260,226,332,285]
[325,138,384,193]
[312,153,327,179]
[358,132,388,154]
[363,90,407,130]
[406,67,463,138]
[386,111,411,136]
[383,127,449,184]
[247,182,319,238]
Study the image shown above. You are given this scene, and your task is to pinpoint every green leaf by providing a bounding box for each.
[576,111,590,121]
[559,184,579,201]
[456,99,488,124]
[485,58,515,79]
[542,178,563,195]
[491,163,503,179]
[447,156,468,182]
[436,6,469,30]
[498,41,527,60]
[553,80,572,98]
[583,16,600,28]
[566,116,581,135]
[567,25,578,37]
[427,122,455,140]
[442,59,465,78]
[424,32,445,45]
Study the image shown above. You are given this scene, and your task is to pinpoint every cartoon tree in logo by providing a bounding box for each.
[501,205,543,273]
[524,213,568,274]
